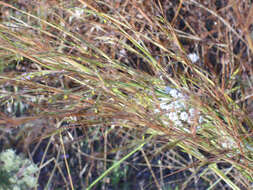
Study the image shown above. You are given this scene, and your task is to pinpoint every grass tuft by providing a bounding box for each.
[0,0,252,189]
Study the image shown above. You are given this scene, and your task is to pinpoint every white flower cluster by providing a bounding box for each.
[156,86,204,132]
[0,149,38,190]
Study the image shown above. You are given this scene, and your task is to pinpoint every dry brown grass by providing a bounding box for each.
[0,0,252,189]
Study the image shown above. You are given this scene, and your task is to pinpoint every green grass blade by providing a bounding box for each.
[87,135,153,190]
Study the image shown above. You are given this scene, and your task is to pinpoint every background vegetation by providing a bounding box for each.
[0,0,252,189]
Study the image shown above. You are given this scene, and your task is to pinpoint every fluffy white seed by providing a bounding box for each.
[188,53,199,63]
[169,89,179,98]
[174,120,183,127]
[180,112,189,121]
[189,108,195,116]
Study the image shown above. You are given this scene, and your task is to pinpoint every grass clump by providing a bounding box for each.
[0,0,252,189]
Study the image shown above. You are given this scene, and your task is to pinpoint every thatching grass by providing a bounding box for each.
[0,0,252,189]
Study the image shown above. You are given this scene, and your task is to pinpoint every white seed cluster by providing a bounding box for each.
[156,86,204,132]
[156,87,253,153]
